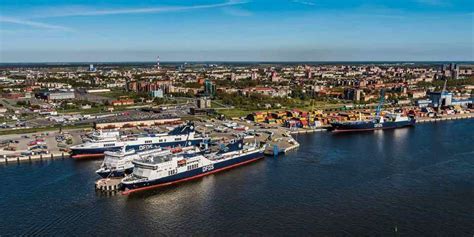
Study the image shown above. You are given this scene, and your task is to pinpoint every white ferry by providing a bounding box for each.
[121,139,265,195]
[70,122,203,159]
[95,146,200,178]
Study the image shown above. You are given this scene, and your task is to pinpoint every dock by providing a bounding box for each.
[416,113,474,123]
[0,152,69,164]
[1,113,472,163]
[95,178,122,192]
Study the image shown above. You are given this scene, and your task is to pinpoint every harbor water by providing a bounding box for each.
[1,120,473,236]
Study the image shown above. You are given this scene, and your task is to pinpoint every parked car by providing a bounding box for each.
[21,151,33,156]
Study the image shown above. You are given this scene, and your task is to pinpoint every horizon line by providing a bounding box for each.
[1,60,473,64]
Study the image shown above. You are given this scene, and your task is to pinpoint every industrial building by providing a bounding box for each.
[35,90,75,101]
[94,117,181,129]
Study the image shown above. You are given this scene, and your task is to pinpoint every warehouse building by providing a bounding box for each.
[35,90,75,101]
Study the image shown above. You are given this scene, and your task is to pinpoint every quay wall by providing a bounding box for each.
[0,152,70,164]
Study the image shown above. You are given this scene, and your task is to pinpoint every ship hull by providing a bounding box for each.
[331,119,416,132]
[70,139,202,159]
[121,150,264,195]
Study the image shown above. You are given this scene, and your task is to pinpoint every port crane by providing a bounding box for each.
[375,89,385,119]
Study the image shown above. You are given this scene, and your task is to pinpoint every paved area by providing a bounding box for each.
[0,129,83,157]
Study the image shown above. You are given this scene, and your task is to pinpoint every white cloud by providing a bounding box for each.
[415,0,449,6]
[0,16,74,31]
[222,7,253,17]
[292,0,317,6]
[33,0,249,18]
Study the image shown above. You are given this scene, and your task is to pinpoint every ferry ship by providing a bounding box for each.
[70,122,203,159]
[121,139,265,195]
[96,146,200,178]
[83,129,120,142]
[330,89,416,132]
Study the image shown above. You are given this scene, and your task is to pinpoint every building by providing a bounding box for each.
[94,117,181,129]
[271,71,279,82]
[150,89,164,98]
[344,88,362,101]
[204,80,216,97]
[408,90,426,99]
[197,97,211,109]
[86,89,111,93]
[251,71,258,80]
[429,91,452,107]
[111,99,134,106]
[89,64,96,72]
[35,90,75,101]
[416,99,432,108]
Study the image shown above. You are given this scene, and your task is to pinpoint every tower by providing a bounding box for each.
[156,56,160,69]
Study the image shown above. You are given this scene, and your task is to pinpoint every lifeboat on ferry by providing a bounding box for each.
[177,159,187,166]
[171,147,183,153]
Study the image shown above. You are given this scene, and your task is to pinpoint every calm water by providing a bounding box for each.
[1,120,473,236]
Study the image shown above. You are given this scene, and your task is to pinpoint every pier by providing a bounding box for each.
[0,152,69,164]
[95,178,122,192]
[416,113,474,123]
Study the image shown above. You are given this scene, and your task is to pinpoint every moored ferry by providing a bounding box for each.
[95,146,200,178]
[121,139,265,195]
[70,122,202,159]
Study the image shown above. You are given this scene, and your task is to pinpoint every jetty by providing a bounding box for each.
[0,152,69,164]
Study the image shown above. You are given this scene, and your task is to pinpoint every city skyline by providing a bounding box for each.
[0,0,473,62]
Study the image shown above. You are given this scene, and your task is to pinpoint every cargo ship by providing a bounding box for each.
[331,113,416,132]
[121,139,265,195]
[70,122,203,159]
[330,90,416,132]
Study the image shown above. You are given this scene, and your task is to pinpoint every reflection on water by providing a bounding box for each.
[0,120,473,236]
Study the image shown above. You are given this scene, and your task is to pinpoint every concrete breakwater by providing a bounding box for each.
[0,152,69,164]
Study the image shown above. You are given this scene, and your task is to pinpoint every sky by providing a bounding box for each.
[0,0,473,62]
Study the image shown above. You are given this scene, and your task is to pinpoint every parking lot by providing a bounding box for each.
[0,130,83,157]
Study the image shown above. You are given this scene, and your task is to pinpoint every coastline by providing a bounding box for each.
[2,113,473,164]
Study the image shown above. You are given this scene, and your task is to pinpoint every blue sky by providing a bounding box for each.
[0,0,473,62]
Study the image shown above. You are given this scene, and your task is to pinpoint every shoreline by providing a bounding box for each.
[1,113,473,164]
